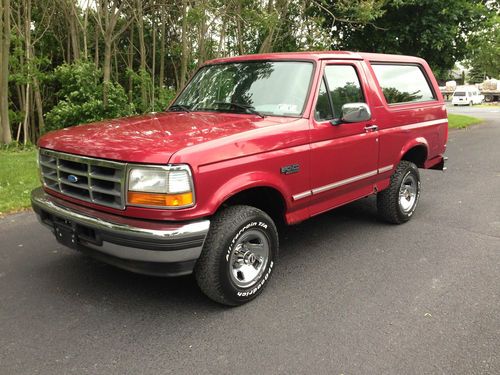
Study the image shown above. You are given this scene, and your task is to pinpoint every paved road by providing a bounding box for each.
[1,111,499,374]
[447,103,500,120]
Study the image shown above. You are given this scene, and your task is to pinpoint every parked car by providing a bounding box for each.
[452,85,484,106]
[32,51,448,305]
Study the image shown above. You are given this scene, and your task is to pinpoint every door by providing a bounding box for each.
[308,61,379,211]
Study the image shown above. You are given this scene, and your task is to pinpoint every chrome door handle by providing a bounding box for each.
[364,125,378,132]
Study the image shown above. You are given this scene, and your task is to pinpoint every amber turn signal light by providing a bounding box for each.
[127,191,193,207]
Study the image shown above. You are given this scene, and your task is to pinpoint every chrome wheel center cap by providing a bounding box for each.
[243,251,256,265]
[404,189,411,200]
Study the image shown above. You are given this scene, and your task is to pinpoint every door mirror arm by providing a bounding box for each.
[329,118,344,126]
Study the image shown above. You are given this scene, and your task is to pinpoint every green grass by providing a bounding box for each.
[448,113,482,129]
[0,149,39,215]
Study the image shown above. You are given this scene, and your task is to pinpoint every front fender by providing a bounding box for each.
[210,171,291,213]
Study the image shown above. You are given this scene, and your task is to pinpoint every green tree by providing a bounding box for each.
[45,61,134,132]
[466,13,500,80]
[336,0,490,79]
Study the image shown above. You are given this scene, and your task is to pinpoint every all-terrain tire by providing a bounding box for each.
[377,160,421,224]
[194,205,278,306]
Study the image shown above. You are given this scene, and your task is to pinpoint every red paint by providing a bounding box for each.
[38,51,447,225]
[39,112,298,164]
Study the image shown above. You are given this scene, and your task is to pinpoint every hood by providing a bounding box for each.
[38,112,298,164]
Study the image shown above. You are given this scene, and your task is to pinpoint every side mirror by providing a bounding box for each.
[330,103,371,125]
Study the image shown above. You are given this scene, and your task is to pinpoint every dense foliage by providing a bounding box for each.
[0,0,497,146]
[45,62,135,131]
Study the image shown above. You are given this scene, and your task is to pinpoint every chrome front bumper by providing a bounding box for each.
[31,187,210,276]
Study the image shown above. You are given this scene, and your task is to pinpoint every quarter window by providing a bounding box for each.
[315,79,333,121]
[371,64,436,104]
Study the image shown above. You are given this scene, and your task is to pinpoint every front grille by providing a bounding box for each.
[39,149,126,210]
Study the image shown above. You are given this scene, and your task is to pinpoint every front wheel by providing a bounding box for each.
[377,161,421,224]
[195,205,278,306]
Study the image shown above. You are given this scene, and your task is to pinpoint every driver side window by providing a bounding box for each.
[315,65,365,121]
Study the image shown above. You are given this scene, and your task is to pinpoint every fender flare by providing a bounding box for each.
[210,171,290,213]
[398,137,429,163]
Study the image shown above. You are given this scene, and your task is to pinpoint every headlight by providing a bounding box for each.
[127,165,195,208]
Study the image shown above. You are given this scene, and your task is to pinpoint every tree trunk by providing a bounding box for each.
[127,25,134,102]
[179,0,189,89]
[29,86,35,143]
[113,40,119,80]
[103,39,112,106]
[94,27,99,67]
[171,56,179,89]
[259,0,276,54]
[159,2,166,88]
[83,1,89,60]
[66,32,71,62]
[197,0,207,67]
[22,83,30,145]
[152,12,156,110]
[22,0,32,145]
[69,12,80,61]
[30,43,44,135]
[33,76,44,135]
[236,1,244,55]
[136,0,147,110]
[258,0,288,53]
[258,30,274,53]
[217,16,225,57]
[0,0,12,144]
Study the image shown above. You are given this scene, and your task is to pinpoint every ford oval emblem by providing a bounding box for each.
[67,174,79,183]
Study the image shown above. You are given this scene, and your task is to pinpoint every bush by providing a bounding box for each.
[45,61,135,132]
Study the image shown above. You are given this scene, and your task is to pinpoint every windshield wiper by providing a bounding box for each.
[168,104,191,113]
[213,101,265,118]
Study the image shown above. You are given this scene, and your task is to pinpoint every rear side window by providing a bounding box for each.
[371,64,436,105]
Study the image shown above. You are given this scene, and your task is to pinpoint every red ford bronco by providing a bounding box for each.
[32,51,447,305]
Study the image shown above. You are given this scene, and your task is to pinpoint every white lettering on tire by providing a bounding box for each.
[236,261,274,297]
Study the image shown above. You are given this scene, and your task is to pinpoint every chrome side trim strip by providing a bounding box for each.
[312,170,378,195]
[293,165,396,201]
[402,118,448,129]
[378,164,393,173]
[292,191,312,201]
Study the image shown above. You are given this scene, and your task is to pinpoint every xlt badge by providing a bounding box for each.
[281,164,300,175]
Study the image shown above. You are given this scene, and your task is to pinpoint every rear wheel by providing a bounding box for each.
[377,161,421,224]
[195,205,278,306]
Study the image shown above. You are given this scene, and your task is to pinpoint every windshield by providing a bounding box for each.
[454,92,466,96]
[172,61,314,117]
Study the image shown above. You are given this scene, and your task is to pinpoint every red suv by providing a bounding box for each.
[32,51,447,305]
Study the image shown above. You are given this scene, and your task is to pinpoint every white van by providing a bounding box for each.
[452,86,484,106]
